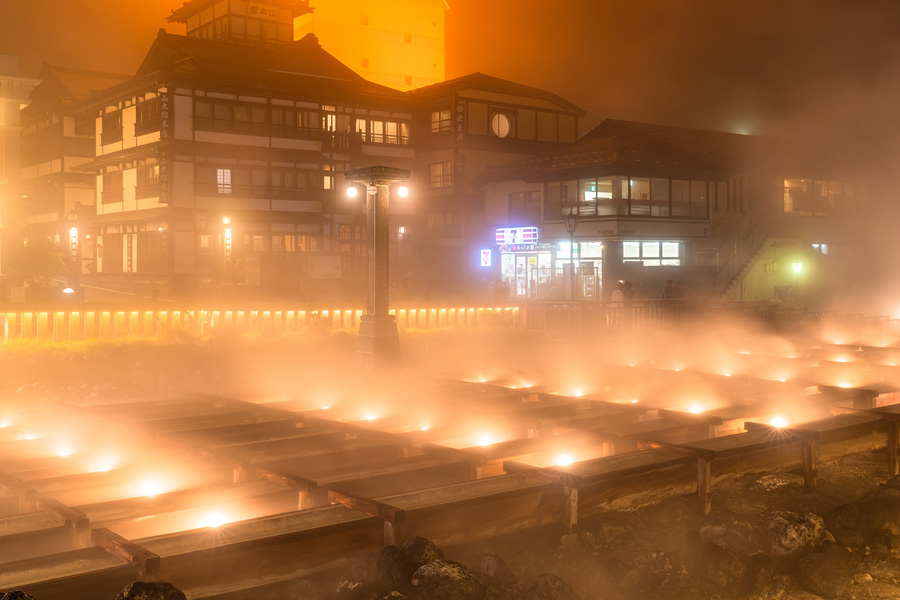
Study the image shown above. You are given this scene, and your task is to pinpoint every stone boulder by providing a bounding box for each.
[765,511,825,562]
[115,582,187,600]
[525,573,580,600]
[798,542,861,599]
[479,554,517,586]
[411,560,482,600]
[740,552,786,600]
[1,593,38,600]
[374,545,419,594]
[401,537,444,568]
[699,520,764,555]
[697,542,746,590]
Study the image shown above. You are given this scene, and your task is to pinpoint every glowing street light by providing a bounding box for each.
[344,166,411,368]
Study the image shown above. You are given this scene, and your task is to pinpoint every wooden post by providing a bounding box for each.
[697,457,712,516]
[800,435,819,492]
[889,421,900,476]
[563,485,578,533]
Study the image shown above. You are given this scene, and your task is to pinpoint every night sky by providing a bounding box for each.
[3,0,900,147]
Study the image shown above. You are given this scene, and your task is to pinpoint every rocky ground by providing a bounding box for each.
[3,333,900,600]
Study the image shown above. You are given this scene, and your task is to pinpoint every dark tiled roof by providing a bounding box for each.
[407,72,585,116]
[476,119,790,185]
[86,30,410,107]
[31,64,130,103]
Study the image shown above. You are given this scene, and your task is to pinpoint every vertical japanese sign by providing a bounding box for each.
[159,91,171,204]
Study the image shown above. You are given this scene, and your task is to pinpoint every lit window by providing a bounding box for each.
[217,169,232,194]
[431,109,451,133]
[491,113,512,138]
[430,162,451,189]
[622,240,680,267]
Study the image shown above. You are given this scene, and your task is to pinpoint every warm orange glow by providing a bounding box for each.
[556,453,574,467]
[199,511,230,528]
[136,479,168,497]
[770,415,789,428]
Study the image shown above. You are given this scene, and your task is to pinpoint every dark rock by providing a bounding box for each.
[847,581,900,600]
[765,511,825,561]
[479,554,517,586]
[333,575,379,600]
[698,542,746,590]
[831,527,865,548]
[589,555,641,593]
[473,573,518,600]
[411,559,482,600]
[798,542,861,599]
[401,537,444,568]
[115,582,187,600]
[1,592,38,600]
[379,593,424,600]
[374,545,419,594]
[525,573,580,600]
[740,553,785,600]
[352,551,379,584]
[699,520,764,555]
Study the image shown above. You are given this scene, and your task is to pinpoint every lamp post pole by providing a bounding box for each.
[563,209,579,302]
[345,166,410,368]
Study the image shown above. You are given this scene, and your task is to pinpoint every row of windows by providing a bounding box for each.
[198,166,319,198]
[783,179,856,214]
[546,177,717,219]
[194,98,411,145]
[623,241,681,267]
[198,233,319,254]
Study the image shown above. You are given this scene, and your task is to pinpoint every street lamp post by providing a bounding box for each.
[563,209,579,301]
[65,209,80,297]
[345,166,410,368]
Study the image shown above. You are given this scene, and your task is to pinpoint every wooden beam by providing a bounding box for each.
[92,527,160,581]
[37,497,90,548]
[327,489,405,523]
[0,470,38,512]
[327,489,405,546]
[255,467,317,509]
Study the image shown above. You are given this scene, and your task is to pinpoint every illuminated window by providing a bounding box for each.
[430,162,451,189]
[431,109,451,133]
[622,240,680,267]
[490,112,513,138]
[217,168,232,194]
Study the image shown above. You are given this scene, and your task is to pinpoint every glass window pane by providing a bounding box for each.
[643,259,661,267]
[671,180,690,216]
[630,177,650,215]
[651,178,669,216]
[623,241,640,258]
[691,180,708,218]
[642,241,660,258]
[661,259,680,266]
[662,242,679,258]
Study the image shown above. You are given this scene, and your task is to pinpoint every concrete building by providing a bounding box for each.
[478,119,867,305]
